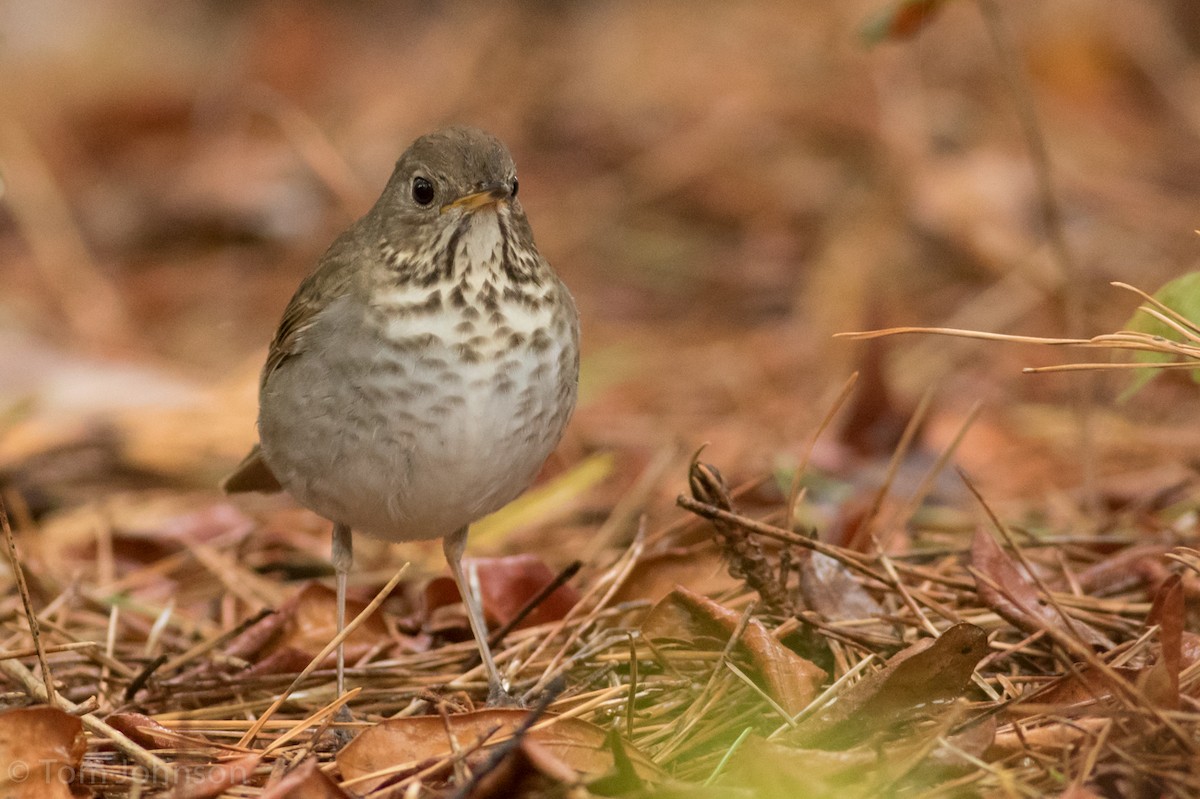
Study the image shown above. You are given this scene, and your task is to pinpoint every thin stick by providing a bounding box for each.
[237,562,409,748]
[1025,361,1200,374]
[0,640,98,661]
[259,686,362,757]
[676,496,892,587]
[1112,281,1200,336]
[836,327,1086,345]
[1,503,55,705]
[161,607,275,674]
[0,655,176,782]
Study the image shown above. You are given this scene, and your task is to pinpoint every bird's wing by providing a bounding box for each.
[262,232,365,383]
[263,273,338,382]
[223,233,366,494]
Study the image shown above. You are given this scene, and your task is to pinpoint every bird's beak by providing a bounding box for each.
[441,184,510,214]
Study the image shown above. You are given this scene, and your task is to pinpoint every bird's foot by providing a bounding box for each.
[327,704,357,750]
[486,682,526,708]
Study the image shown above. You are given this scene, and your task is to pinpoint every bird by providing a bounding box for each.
[222,126,580,704]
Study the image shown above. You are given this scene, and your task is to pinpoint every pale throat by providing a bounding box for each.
[373,207,552,343]
[460,208,506,273]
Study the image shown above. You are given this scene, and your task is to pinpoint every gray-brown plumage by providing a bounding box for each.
[223,127,579,703]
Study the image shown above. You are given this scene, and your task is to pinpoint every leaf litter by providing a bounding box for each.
[1,408,1199,798]
[2,4,1200,796]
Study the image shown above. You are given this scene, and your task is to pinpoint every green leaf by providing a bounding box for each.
[1119,271,1200,402]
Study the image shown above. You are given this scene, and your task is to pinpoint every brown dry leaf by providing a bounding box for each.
[1020,664,1140,709]
[424,554,580,629]
[338,710,663,793]
[173,753,262,799]
[799,551,885,622]
[32,495,254,575]
[283,582,392,655]
[1141,573,1183,709]
[107,711,195,750]
[610,542,741,606]
[927,713,996,771]
[223,609,286,661]
[642,586,824,715]
[243,646,317,678]
[465,738,582,799]
[225,581,392,673]
[789,623,988,749]
[1076,543,1171,595]
[0,706,86,799]
[970,529,1113,649]
[261,758,350,799]
[988,718,1098,758]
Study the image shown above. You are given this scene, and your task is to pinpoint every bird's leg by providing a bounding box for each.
[332,522,353,699]
[444,526,515,705]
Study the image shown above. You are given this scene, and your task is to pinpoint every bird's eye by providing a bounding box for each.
[412,177,435,205]
[510,178,519,198]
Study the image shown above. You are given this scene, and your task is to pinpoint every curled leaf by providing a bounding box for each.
[790,623,988,749]
[642,586,824,715]
[971,530,1113,649]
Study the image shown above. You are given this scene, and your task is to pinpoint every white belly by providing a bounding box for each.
[258,289,576,542]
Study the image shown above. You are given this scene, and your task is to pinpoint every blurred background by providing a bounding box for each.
[2,0,1200,527]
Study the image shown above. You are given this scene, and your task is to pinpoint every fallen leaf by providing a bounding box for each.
[642,587,824,715]
[243,646,319,678]
[971,529,1113,649]
[223,609,285,661]
[108,711,193,750]
[220,582,393,674]
[260,758,350,799]
[1018,664,1141,709]
[0,706,86,799]
[610,542,741,606]
[173,753,262,799]
[799,551,885,622]
[927,714,996,770]
[425,554,579,630]
[1076,544,1171,595]
[464,738,582,799]
[283,582,392,656]
[789,623,988,749]
[1142,574,1183,709]
[988,717,1099,758]
[337,710,663,793]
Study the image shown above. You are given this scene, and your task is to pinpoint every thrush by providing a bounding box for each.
[223,126,580,704]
